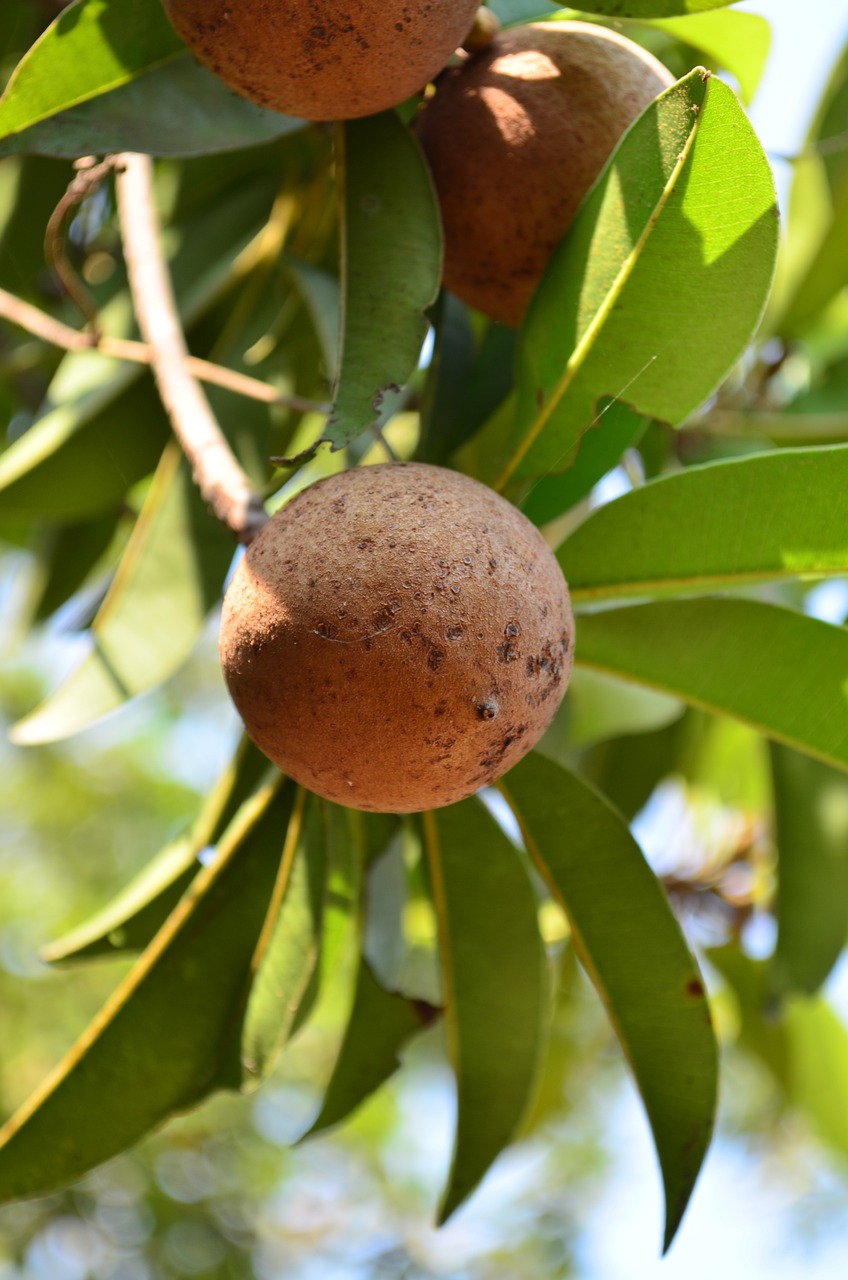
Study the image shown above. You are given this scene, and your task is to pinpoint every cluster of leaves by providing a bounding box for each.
[1,0,848,1261]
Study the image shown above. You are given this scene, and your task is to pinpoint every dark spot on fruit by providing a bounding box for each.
[428,649,445,672]
[476,701,498,720]
[685,978,705,999]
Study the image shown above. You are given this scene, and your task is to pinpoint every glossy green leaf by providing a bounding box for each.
[305,957,430,1138]
[0,781,295,1203]
[558,446,848,603]
[500,753,717,1251]
[770,744,848,998]
[241,791,328,1087]
[493,70,777,493]
[424,798,547,1223]
[323,112,441,452]
[576,599,848,773]
[522,398,649,525]
[2,55,304,159]
[645,11,770,105]
[10,443,235,744]
[42,737,271,964]
[0,0,182,144]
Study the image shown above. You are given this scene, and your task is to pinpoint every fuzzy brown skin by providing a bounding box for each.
[162,0,480,121]
[220,464,574,813]
[414,22,674,328]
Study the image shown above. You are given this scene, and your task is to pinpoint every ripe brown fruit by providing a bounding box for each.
[220,463,574,813]
[161,0,481,121]
[414,22,675,328]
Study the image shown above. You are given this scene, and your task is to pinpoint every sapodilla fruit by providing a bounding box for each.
[161,0,481,121]
[414,22,675,328]
[220,463,574,813]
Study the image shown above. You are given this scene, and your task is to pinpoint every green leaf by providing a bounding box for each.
[2,54,304,159]
[577,2,744,14]
[487,2,560,27]
[27,513,118,624]
[770,744,848,998]
[494,70,777,493]
[419,294,517,466]
[0,781,296,1204]
[241,790,328,1087]
[10,443,235,744]
[500,754,717,1251]
[576,599,848,773]
[424,798,547,1223]
[522,398,649,525]
[558,446,848,603]
[322,112,441,452]
[304,957,430,1138]
[0,0,183,145]
[42,737,271,964]
[644,11,770,105]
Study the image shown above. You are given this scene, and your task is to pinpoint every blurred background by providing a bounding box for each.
[3,1,848,1277]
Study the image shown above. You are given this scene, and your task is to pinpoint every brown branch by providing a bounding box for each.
[115,153,268,543]
[44,156,117,327]
[0,286,327,414]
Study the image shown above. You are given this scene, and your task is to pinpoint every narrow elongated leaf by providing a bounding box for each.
[558,446,848,602]
[2,55,303,159]
[0,782,295,1204]
[241,791,327,1087]
[0,0,182,145]
[576,599,848,773]
[579,2,743,14]
[11,444,235,744]
[28,514,118,624]
[424,798,547,1223]
[494,70,777,493]
[523,399,649,525]
[305,958,430,1138]
[323,112,441,451]
[770,744,848,998]
[500,754,717,1251]
[43,738,271,964]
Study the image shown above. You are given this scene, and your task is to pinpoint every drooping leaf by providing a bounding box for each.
[322,112,441,452]
[500,753,717,1251]
[241,790,328,1087]
[42,737,271,964]
[558,446,848,603]
[0,781,296,1204]
[576,599,848,773]
[491,69,777,495]
[770,744,848,999]
[10,443,235,744]
[424,798,547,1223]
[419,294,517,466]
[522,398,649,525]
[304,957,431,1139]
[27,513,119,624]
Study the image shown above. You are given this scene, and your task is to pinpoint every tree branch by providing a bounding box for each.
[0,286,327,414]
[114,152,268,543]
